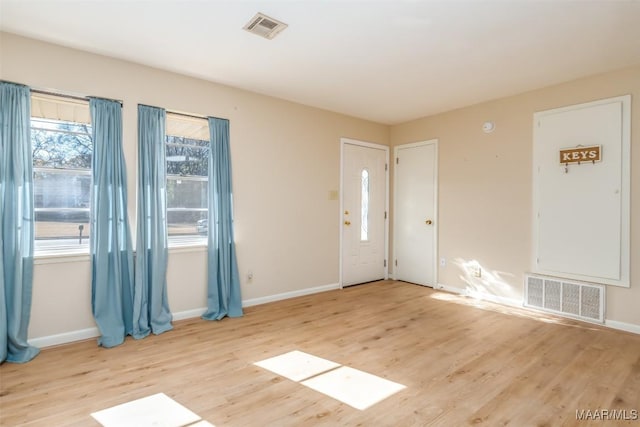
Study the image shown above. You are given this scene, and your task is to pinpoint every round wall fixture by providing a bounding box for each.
[482,121,495,133]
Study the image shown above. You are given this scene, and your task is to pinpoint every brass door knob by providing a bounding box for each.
[344,220,351,226]
[425,219,433,225]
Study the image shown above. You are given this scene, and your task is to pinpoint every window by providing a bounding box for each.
[31,94,92,255]
[165,113,209,246]
[361,168,369,241]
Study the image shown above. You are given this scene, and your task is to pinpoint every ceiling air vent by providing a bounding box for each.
[243,13,288,40]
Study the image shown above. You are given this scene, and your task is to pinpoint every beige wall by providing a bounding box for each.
[390,66,640,327]
[0,32,389,339]
[1,31,637,340]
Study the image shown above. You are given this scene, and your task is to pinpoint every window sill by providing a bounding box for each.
[33,238,207,264]
[168,238,207,254]
[168,245,207,254]
[34,251,90,265]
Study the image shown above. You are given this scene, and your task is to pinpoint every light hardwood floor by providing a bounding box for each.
[1,281,639,426]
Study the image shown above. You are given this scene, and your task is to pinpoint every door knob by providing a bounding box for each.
[425,219,433,225]
[344,220,351,226]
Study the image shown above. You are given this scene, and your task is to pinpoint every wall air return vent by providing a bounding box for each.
[243,13,288,40]
[524,273,605,323]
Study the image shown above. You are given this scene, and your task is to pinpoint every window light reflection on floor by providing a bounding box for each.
[253,350,340,382]
[254,350,406,410]
[90,393,206,427]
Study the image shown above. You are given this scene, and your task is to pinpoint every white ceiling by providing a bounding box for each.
[1,0,639,124]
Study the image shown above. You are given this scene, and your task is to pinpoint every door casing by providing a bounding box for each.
[393,139,439,287]
[339,138,389,288]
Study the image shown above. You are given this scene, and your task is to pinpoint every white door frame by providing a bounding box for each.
[393,139,439,286]
[532,95,631,287]
[339,137,389,288]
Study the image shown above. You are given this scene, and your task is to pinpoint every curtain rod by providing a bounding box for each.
[140,104,207,121]
[164,106,226,122]
[31,89,88,102]
[30,91,222,119]
[32,88,123,105]
[166,109,208,121]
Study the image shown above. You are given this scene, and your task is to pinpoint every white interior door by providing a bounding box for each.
[341,141,387,286]
[533,96,630,286]
[394,140,437,287]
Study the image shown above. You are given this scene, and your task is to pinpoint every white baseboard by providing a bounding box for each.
[29,282,639,349]
[28,309,210,348]
[172,307,207,321]
[435,283,461,294]
[436,283,639,335]
[604,319,640,335]
[28,327,99,348]
[173,283,340,319]
[435,283,521,308]
[242,283,340,307]
[28,283,342,348]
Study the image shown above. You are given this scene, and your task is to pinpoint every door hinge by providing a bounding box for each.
[384,211,387,219]
[384,260,387,267]
[396,157,399,164]
[385,163,388,171]
[536,258,540,264]
[395,259,398,267]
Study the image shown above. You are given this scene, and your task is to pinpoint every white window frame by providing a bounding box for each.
[32,116,93,258]
[165,134,209,248]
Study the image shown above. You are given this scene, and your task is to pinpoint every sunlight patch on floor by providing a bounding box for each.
[253,350,340,381]
[254,351,406,410]
[301,366,406,410]
[188,421,215,427]
[91,393,207,427]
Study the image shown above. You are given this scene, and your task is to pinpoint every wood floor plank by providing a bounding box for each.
[1,281,638,426]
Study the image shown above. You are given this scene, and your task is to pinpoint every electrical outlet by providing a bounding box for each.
[440,257,446,267]
[247,270,253,281]
[472,265,482,278]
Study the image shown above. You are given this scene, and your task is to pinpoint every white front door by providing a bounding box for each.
[341,140,388,286]
[394,140,438,287]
